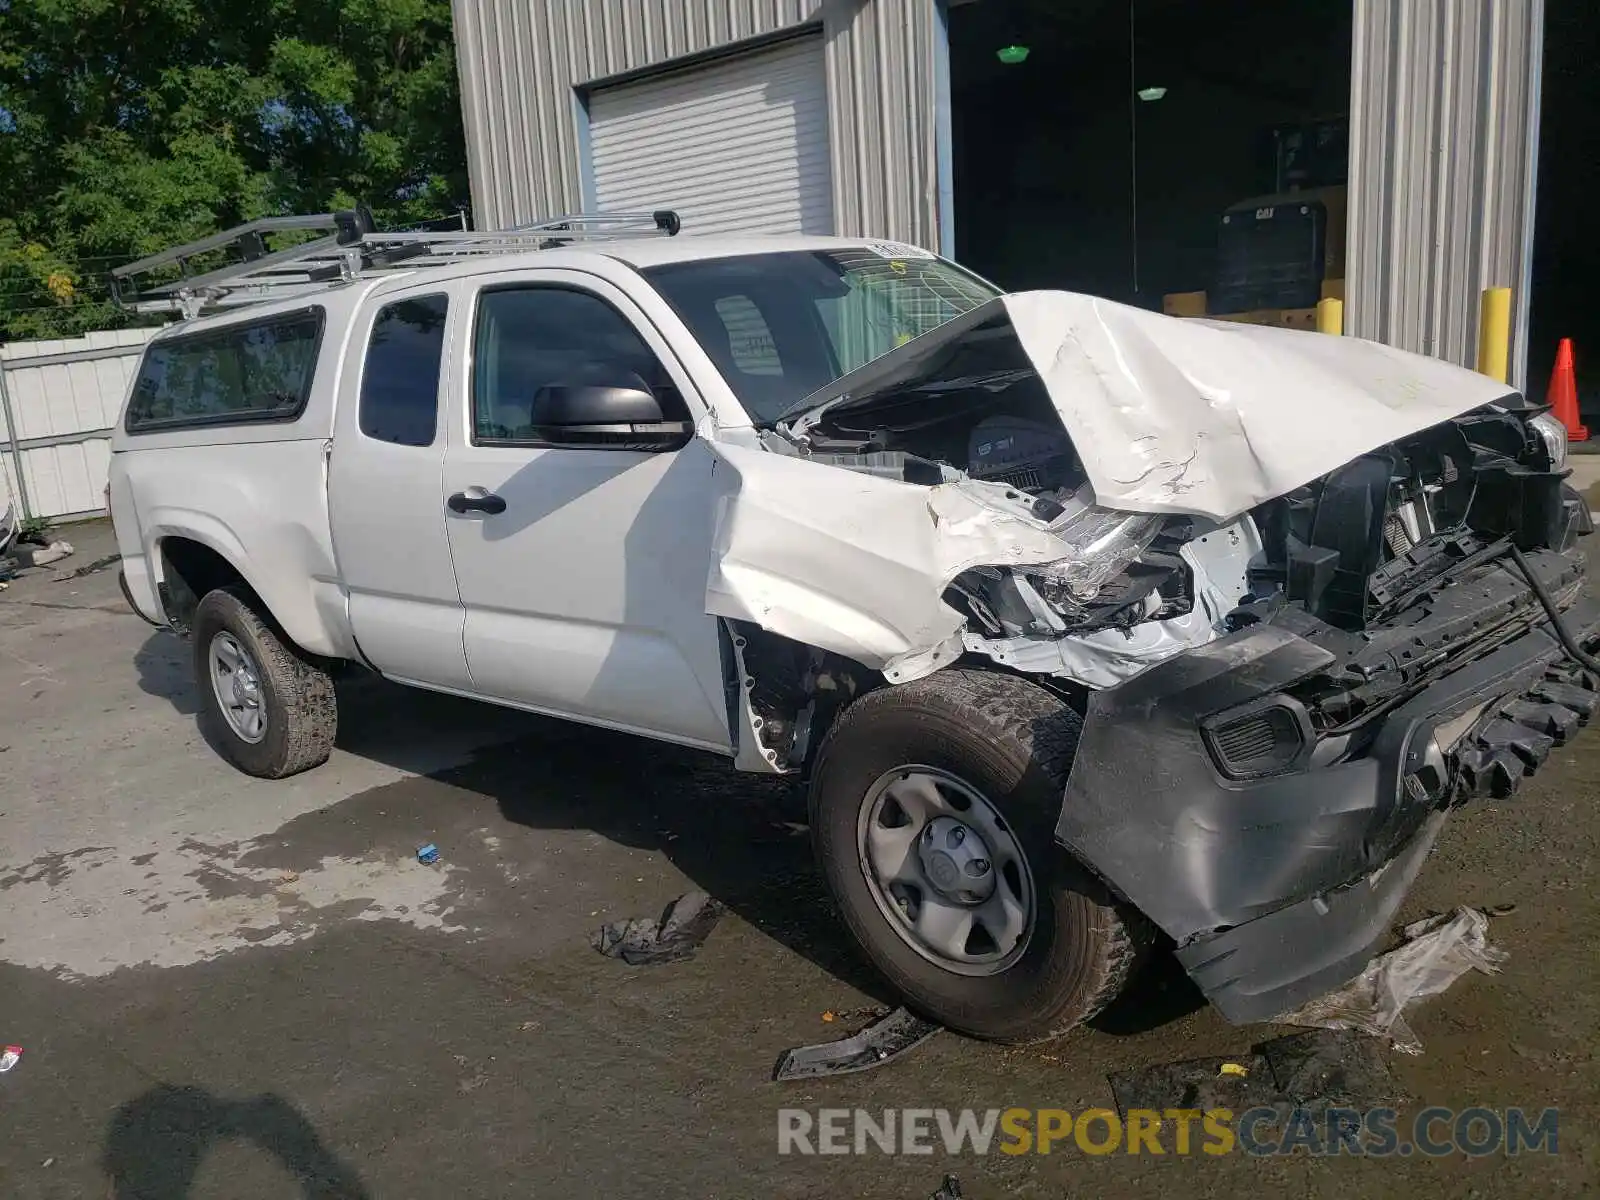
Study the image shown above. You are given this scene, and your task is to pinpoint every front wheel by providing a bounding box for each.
[191,586,337,779]
[809,669,1147,1042]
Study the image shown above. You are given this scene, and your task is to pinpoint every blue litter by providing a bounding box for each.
[416,843,439,864]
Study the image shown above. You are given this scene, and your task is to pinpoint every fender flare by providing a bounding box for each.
[144,510,345,658]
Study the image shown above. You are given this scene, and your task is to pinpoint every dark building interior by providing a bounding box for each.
[948,0,1353,309]
[1528,0,1598,422]
[949,0,1597,411]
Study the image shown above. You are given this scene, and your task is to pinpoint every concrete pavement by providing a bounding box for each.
[1,521,1596,1198]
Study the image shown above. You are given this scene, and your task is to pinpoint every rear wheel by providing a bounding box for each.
[192,586,337,779]
[809,668,1147,1042]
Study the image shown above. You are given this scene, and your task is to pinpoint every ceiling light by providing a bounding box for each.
[1137,86,1168,101]
[996,45,1030,65]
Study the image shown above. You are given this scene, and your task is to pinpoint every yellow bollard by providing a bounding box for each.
[1316,297,1343,335]
[1477,287,1512,383]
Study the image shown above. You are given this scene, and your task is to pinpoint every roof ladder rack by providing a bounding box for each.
[111,207,683,318]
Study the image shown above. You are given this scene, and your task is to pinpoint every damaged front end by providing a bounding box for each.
[1061,403,1596,1023]
[706,289,1597,1024]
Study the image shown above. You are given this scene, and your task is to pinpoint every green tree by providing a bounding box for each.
[0,0,469,339]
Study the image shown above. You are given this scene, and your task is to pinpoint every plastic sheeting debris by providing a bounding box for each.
[1272,906,1507,1054]
[1109,1030,1403,1121]
[1109,1051,1281,1115]
[9,540,74,569]
[590,890,726,966]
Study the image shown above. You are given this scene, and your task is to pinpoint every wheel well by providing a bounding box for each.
[728,623,879,775]
[158,538,249,634]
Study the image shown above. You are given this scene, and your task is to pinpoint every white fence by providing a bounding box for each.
[0,326,163,522]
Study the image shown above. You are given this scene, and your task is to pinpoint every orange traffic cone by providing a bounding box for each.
[1549,338,1588,442]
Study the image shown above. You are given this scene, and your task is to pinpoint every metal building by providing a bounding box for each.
[452,0,945,250]
[451,0,1546,386]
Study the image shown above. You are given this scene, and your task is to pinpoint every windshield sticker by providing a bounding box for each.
[864,240,936,261]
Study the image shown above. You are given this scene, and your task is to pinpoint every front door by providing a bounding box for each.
[440,271,731,752]
[329,281,472,691]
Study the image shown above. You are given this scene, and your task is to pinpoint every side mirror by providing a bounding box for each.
[528,370,692,450]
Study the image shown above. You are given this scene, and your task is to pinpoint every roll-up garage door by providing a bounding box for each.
[587,36,833,236]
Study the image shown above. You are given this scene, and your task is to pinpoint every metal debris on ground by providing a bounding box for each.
[54,552,121,580]
[0,1045,22,1072]
[590,890,726,966]
[772,1007,942,1082]
[929,1175,962,1200]
[1272,905,1507,1054]
[416,843,440,865]
[1109,1029,1403,1121]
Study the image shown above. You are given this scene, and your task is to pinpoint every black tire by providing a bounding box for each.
[191,585,337,779]
[809,668,1147,1043]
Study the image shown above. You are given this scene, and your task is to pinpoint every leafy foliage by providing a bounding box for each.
[0,0,469,339]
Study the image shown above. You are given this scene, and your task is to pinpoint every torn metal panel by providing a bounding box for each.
[963,516,1261,687]
[703,293,1522,688]
[792,291,1520,523]
[705,444,1087,682]
[1005,289,1518,518]
[1006,290,1522,518]
[723,621,794,775]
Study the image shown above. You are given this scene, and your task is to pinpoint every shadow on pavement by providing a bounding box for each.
[1089,947,1208,1035]
[455,721,901,1005]
[134,629,541,775]
[134,631,202,716]
[469,720,1207,1037]
[104,1085,369,1199]
[133,627,1196,1034]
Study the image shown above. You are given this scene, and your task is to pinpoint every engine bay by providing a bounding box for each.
[772,366,1584,693]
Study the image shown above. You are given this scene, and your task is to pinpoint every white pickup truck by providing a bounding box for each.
[109,211,1597,1042]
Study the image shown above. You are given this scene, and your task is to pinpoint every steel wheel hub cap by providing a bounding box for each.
[857,766,1036,977]
[209,632,267,744]
[919,817,996,904]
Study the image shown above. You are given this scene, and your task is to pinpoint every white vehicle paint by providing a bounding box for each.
[1003,290,1519,520]
[108,231,1525,770]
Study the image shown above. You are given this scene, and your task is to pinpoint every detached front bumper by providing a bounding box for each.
[1057,585,1600,1025]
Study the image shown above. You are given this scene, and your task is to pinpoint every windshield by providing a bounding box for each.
[641,248,1001,426]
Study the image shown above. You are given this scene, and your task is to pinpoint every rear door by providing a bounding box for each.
[329,281,472,690]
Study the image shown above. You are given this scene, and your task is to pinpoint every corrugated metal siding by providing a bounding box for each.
[589,35,834,234]
[0,327,159,520]
[452,0,816,228]
[1347,0,1544,388]
[822,0,940,247]
[450,0,943,247]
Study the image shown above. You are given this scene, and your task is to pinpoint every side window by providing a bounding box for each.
[471,287,683,445]
[125,308,323,432]
[359,295,449,447]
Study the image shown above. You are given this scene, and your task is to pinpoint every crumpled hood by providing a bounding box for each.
[802,291,1520,523]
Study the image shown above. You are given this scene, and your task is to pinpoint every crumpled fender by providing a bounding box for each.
[704,443,1079,681]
